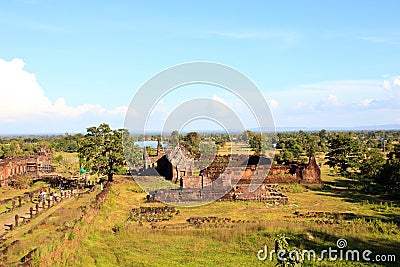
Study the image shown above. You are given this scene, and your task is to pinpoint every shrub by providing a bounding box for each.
[11,175,32,189]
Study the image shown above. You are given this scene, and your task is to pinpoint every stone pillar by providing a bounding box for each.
[15,215,19,227]
[18,197,22,208]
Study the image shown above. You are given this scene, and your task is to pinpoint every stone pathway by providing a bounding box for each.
[0,188,83,236]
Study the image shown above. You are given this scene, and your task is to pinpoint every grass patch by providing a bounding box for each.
[2,169,399,266]
[279,183,306,193]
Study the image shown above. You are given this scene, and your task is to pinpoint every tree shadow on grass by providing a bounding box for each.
[306,177,400,225]
[287,230,400,266]
[310,177,399,205]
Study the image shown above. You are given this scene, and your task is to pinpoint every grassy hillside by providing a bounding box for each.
[28,169,399,267]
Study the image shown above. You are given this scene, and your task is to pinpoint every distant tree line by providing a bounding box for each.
[2,126,400,194]
[0,133,85,159]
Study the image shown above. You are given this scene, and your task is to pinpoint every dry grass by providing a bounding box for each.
[34,172,400,266]
[1,157,399,266]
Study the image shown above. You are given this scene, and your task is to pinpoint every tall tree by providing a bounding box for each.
[360,148,386,180]
[279,149,294,163]
[379,158,400,191]
[378,144,400,190]
[325,132,362,175]
[303,134,319,157]
[246,130,262,154]
[182,132,201,157]
[78,123,126,182]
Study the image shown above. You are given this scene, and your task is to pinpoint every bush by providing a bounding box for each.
[11,175,32,189]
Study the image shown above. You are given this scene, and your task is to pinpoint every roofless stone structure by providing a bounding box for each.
[138,143,322,203]
[0,146,53,187]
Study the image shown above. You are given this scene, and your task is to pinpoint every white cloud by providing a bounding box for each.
[0,58,51,120]
[319,94,339,108]
[267,78,400,127]
[382,76,400,103]
[394,77,400,87]
[0,57,126,131]
[359,98,374,106]
[383,80,392,91]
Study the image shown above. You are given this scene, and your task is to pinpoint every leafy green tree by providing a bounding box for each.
[318,129,327,140]
[182,132,201,158]
[78,123,126,182]
[379,159,400,191]
[246,130,263,154]
[325,133,362,175]
[360,148,386,179]
[378,144,400,190]
[279,149,294,163]
[8,140,23,157]
[287,142,304,160]
[249,133,262,154]
[303,134,319,157]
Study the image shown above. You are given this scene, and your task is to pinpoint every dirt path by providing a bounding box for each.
[0,189,83,236]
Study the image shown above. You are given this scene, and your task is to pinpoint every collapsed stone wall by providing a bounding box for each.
[188,155,322,186]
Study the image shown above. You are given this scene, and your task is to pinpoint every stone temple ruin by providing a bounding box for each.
[138,141,322,203]
[0,146,53,187]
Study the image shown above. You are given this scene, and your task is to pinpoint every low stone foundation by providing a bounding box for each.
[147,186,232,204]
[147,183,288,204]
[229,184,288,203]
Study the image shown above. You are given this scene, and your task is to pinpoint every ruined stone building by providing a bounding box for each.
[141,144,321,188]
[140,143,321,203]
[0,146,53,186]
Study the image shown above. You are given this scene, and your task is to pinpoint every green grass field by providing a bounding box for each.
[1,149,399,266]
[31,168,398,267]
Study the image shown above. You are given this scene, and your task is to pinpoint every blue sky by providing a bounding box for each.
[0,0,399,134]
